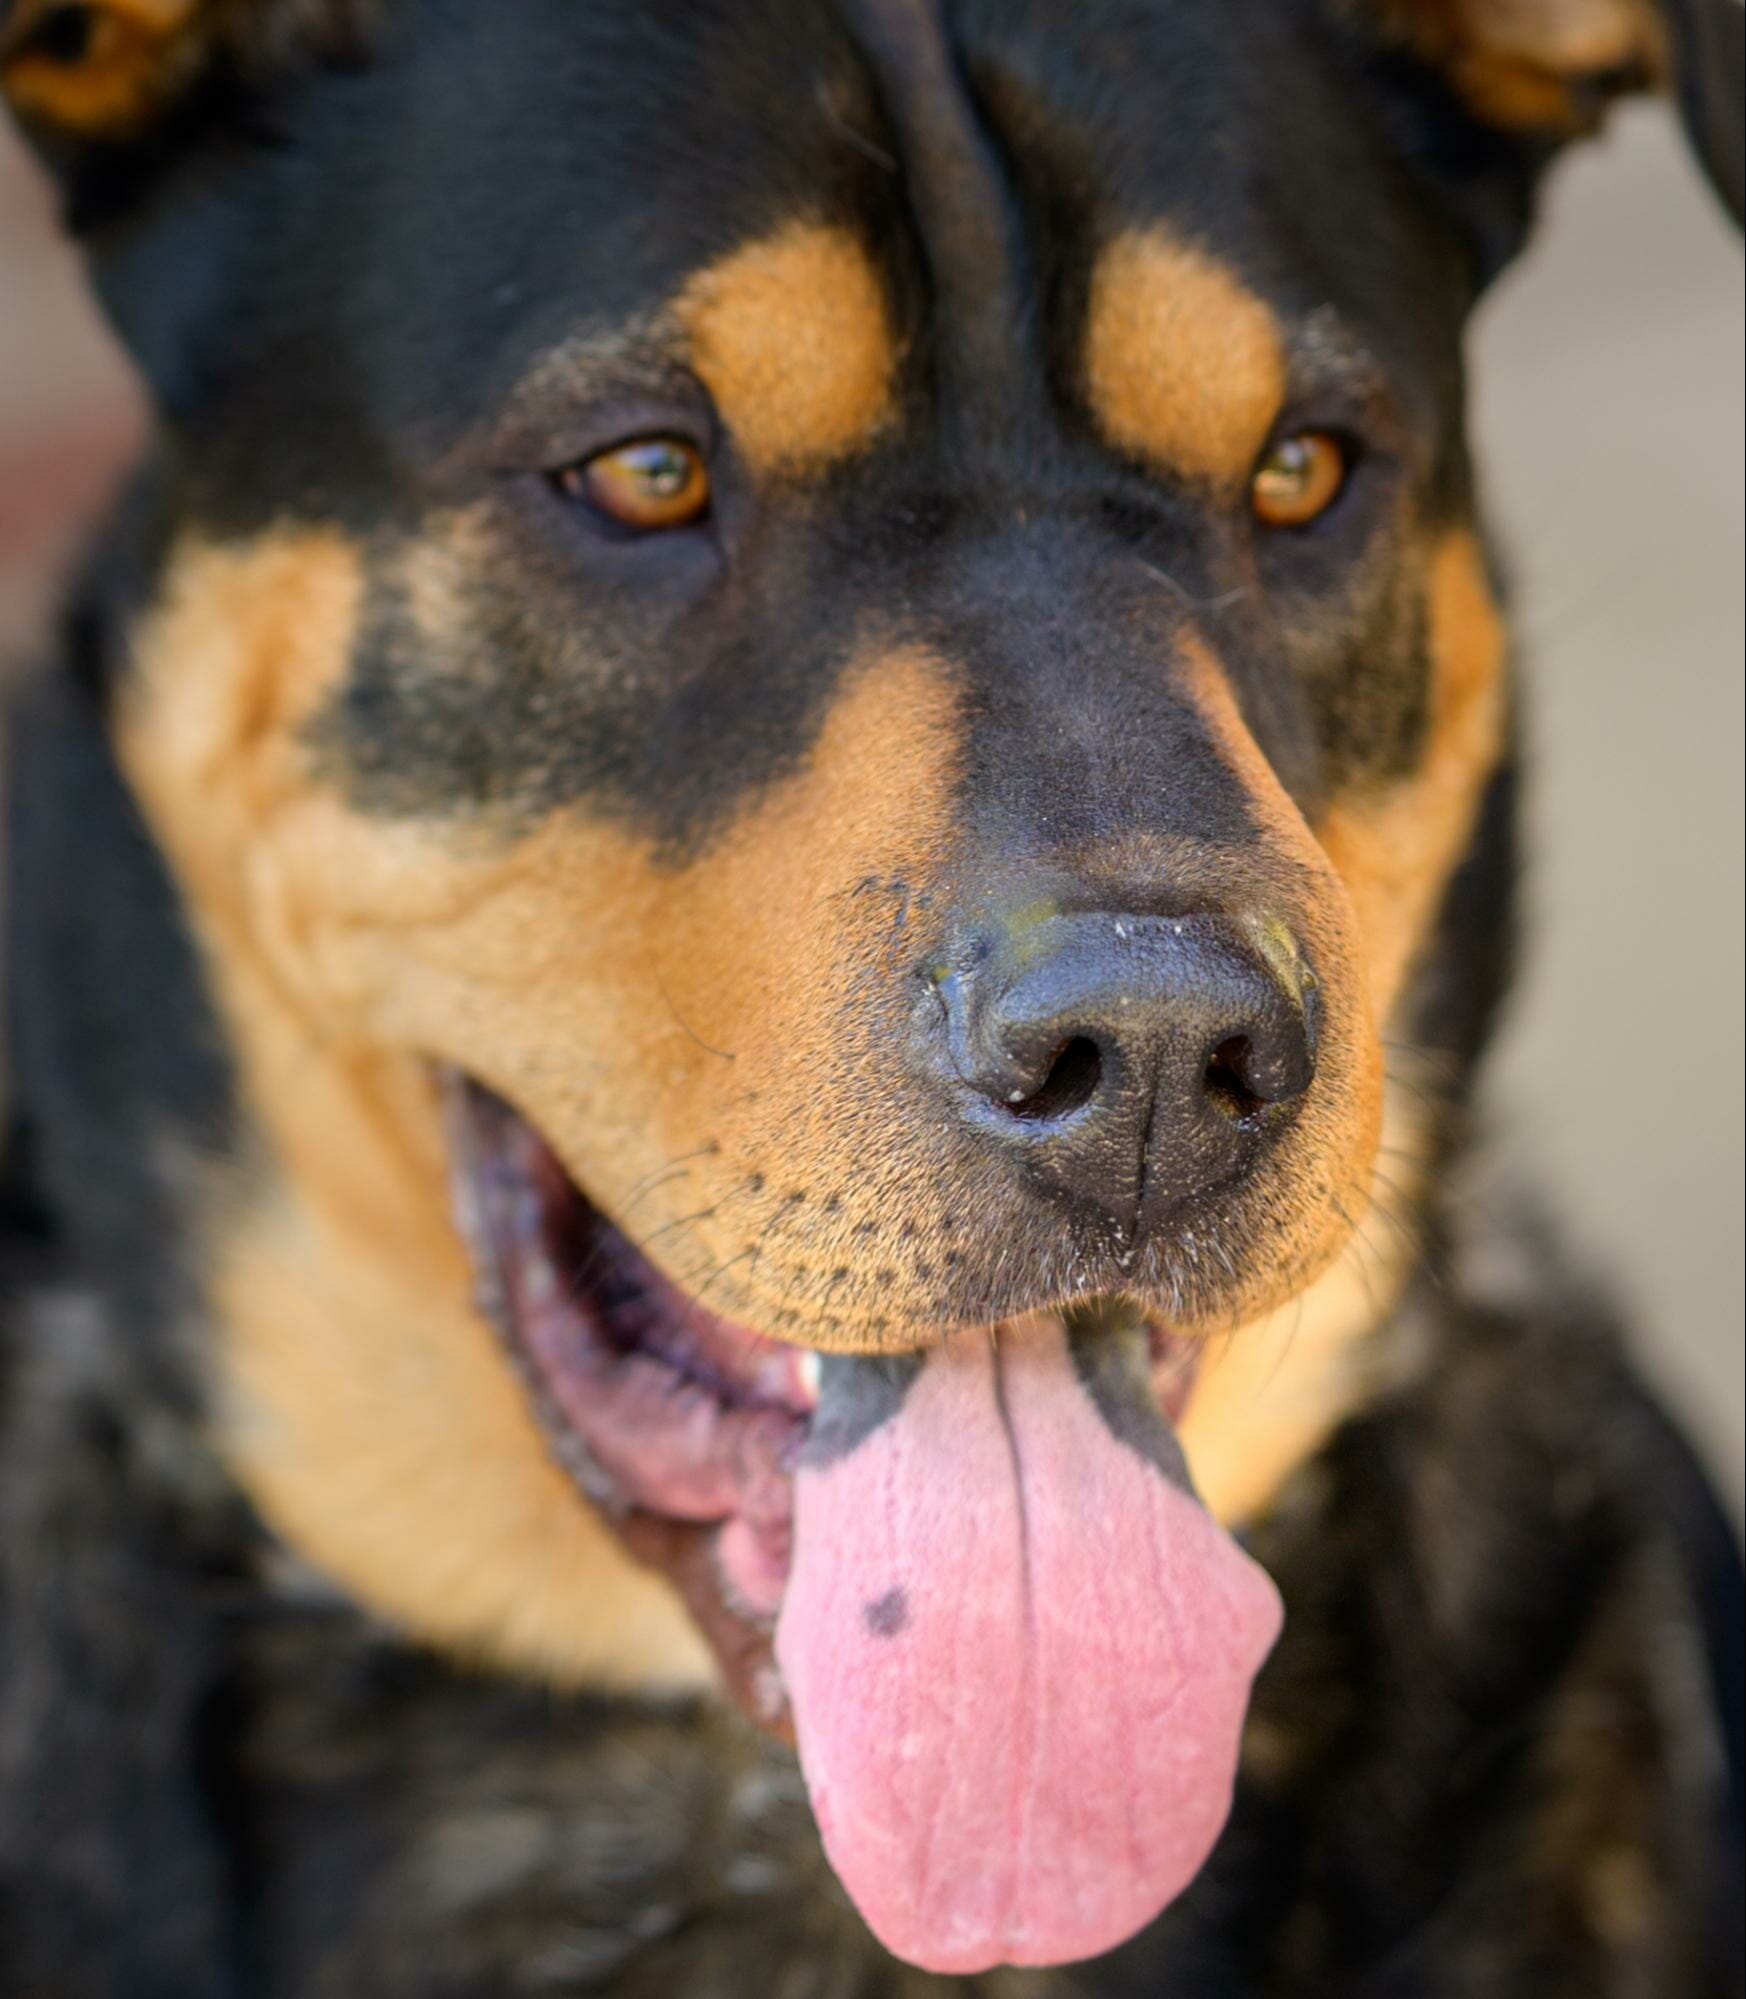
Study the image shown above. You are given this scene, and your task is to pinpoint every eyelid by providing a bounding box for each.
[480,376,719,481]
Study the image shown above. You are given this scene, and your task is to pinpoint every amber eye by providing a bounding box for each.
[558,436,711,532]
[1251,432,1348,530]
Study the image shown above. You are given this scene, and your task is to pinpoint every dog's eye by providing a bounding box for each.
[556,437,712,532]
[1251,432,1348,530]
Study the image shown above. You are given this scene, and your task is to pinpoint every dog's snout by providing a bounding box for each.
[934,910,1317,1239]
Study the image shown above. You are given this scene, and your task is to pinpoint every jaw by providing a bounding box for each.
[200,1023,1413,1733]
[441,1071,1213,1732]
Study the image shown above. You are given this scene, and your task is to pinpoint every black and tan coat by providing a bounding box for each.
[0,0,1740,1992]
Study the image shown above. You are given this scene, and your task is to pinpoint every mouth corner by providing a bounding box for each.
[437,1067,811,1721]
[437,1068,1207,1728]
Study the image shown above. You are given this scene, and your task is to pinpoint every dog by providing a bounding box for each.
[1,0,1741,1991]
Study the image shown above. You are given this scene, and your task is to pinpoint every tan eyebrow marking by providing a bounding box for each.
[1083,225,1289,487]
[675,220,900,475]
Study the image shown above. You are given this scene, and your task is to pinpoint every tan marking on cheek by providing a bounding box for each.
[1175,639,1387,1316]
[1084,227,1288,487]
[114,530,370,1054]
[1183,1083,1430,1525]
[335,649,968,1337]
[677,220,899,475]
[118,545,967,1676]
[215,1171,715,1697]
[116,529,714,1694]
[648,652,961,1038]
[1318,531,1509,1024]
[114,528,364,821]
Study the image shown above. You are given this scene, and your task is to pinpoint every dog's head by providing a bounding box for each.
[5,0,1739,1972]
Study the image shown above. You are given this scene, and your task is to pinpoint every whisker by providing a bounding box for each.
[1136,557,1252,614]
[620,1145,719,1212]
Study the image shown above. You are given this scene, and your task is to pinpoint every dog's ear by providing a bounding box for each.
[1353,0,1744,226]
[1,0,374,173]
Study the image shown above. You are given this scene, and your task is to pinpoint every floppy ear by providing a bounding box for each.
[0,0,374,158]
[1358,0,1744,224]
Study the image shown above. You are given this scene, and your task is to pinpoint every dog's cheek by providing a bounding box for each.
[584,651,968,1334]
[118,528,974,1342]
[1120,640,1399,1524]
[1317,529,1510,1025]
[111,526,722,1690]
[350,647,975,1343]
[211,1183,721,1694]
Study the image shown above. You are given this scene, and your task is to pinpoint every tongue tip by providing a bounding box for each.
[825,1736,1261,1975]
[786,1563,1284,1981]
[846,1852,1231,1977]
[804,1568,1278,1976]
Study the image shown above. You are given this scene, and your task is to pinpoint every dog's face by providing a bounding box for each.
[4,0,1738,1969]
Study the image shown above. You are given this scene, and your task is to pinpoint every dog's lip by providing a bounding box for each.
[438,1068,1203,1731]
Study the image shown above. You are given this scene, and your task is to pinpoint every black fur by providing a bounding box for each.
[2,0,1742,1992]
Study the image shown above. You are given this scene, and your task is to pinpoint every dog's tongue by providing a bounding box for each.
[775,1315,1282,1975]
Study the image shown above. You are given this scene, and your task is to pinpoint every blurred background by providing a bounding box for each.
[1,103,1740,1506]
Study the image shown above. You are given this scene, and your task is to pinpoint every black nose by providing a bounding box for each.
[934,910,1317,1240]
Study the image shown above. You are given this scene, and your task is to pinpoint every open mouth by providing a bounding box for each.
[444,1074,829,1713]
[442,1072,1282,1975]
[441,1072,1205,1716]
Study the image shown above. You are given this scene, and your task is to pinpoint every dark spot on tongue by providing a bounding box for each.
[863,1587,910,1638]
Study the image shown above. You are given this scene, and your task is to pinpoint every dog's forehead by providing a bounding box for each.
[147,0,1472,860]
[219,0,1449,474]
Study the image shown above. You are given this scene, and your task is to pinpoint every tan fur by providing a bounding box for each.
[676,222,901,475]
[115,533,716,1690]
[216,1181,717,1693]
[1183,1083,1429,1525]
[111,496,1494,1685]
[1177,637,1388,1305]
[1362,0,1668,132]
[116,530,967,1683]
[1318,531,1510,1022]
[1083,228,1289,487]
[2,0,204,135]
[1126,544,1505,1526]
[0,0,372,139]
[1167,578,1507,1521]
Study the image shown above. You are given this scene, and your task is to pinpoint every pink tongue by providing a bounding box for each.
[775,1317,1283,1975]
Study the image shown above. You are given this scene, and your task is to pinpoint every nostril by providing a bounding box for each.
[1003,1037,1104,1124]
[1203,1037,1268,1124]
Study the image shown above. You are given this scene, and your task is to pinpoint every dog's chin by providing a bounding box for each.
[439,1072,1205,1733]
